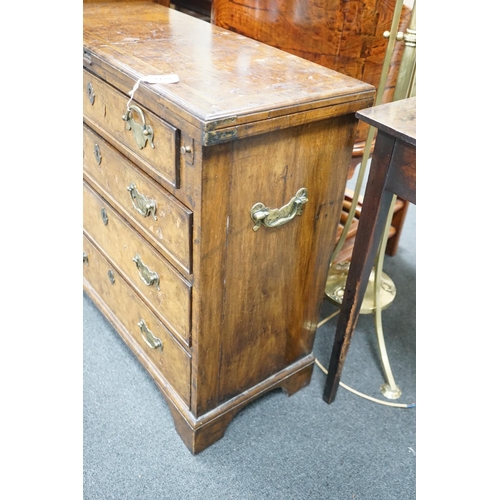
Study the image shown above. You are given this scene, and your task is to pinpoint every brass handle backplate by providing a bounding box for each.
[133,253,160,289]
[250,188,309,231]
[127,183,158,220]
[122,104,155,150]
[138,319,162,350]
[83,50,92,66]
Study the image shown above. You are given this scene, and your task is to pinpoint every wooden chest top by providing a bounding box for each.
[83,2,374,140]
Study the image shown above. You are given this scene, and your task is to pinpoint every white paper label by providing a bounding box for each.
[127,74,180,108]
[141,74,180,84]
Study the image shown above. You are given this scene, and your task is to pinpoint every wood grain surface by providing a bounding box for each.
[83,2,374,127]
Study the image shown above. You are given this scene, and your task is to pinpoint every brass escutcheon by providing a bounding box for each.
[133,253,160,290]
[94,143,102,165]
[138,319,162,350]
[122,104,155,150]
[250,188,309,231]
[86,82,95,105]
[127,183,157,220]
[100,207,108,226]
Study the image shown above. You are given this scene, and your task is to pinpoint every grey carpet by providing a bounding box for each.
[83,203,416,500]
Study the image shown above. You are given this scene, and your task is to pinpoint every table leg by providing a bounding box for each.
[323,131,398,404]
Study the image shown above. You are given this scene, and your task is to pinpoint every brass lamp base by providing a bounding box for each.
[324,261,402,400]
[325,261,397,314]
[380,383,402,399]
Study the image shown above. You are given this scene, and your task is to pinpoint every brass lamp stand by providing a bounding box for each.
[324,0,416,400]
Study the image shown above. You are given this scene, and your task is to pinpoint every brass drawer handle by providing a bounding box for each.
[127,183,158,220]
[83,252,89,265]
[138,319,162,350]
[122,104,155,150]
[250,188,309,231]
[133,253,160,290]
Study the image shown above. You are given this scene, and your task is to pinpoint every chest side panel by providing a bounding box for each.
[192,114,357,414]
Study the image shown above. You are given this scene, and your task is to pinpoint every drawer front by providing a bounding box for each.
[83,125,192,276]
[83,236,191,407]
[83,70,180,189]
[83,181,192,346]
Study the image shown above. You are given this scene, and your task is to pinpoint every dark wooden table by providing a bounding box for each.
[323,97,416,404]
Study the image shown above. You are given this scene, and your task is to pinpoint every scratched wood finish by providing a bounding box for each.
[83,2,374,131]
[83,2,375,453]
[211,0,412,145]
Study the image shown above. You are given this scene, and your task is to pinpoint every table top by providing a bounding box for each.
[83,1,374,125]
[356,97,416,146]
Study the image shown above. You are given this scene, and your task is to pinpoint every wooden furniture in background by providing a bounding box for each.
[211,0,413,260]
[211,0,411,157]
[323,97,416,404]
[83,1,374,453]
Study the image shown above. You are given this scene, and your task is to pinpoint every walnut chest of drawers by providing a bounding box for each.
[83,1,374,454]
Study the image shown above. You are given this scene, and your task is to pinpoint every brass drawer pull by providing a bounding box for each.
[127,183,158,220]
[122,104,155,150]
[138,319,162,350]
[108,269,115,285]
[133,253,160,290]
[250,188,309,231]
[83,252,89,265]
